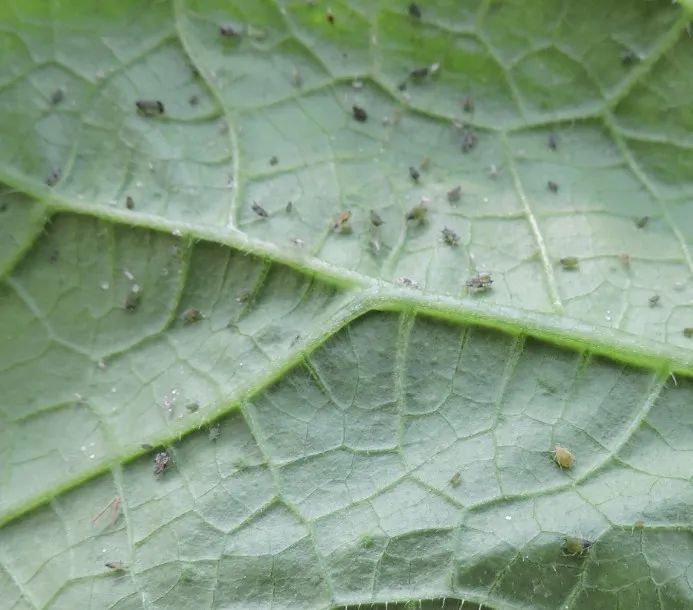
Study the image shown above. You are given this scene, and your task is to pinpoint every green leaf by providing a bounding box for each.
[1,1,692,608]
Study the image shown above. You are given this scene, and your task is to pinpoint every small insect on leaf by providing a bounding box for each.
[547,180,559,193]
[91,495,122,528]
[50,87,65,105]
[409,166,420,182]
[408,2,422,18]
[269,156,278,166]
[462,96,474,113]
[405,203,427,222]
[552,444,575,469]
[683,327,693,338]
[219,23,241,37]
[188,94,199,106]
[208,425,221,442]
[135,99,165,116]
[441,227,459,247]
[326,9,335,24]
[409,66,429,80]
[635,216,649,229]
[352,105,368,122]
[182,307,203,324]
[105,561,126,572]
[548,132,559,150]
[447,186,462,203]
[153,451,171,476]
[185,402,200,413]
[648,295,660,307]
[286,201,293,213]
[397,276,420,289]
[450,472,462,487]
[251,202,268,218]
[621,50,640,67]
[461,127,478,153]
[125,195,135,210]
[124,285,142,312]
[333,210,353,234]
[370,209,384,226]
[559,256,579,270]
[562,537,592,557]
[466,272,493,292]
[45,168,61,187]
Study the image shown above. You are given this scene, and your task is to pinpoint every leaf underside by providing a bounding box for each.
[0,1,692,609]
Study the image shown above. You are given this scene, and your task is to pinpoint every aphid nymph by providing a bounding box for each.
[182,308,202,323]
[251,202,268,218]
[447,185,462,203]
[635,216,649,229]
[684,327,693,338]
[136,99,165,116]
[333,210,353,234]
[370,209,383,226]
[450,472,461,487]
[50,88,65,105]
[408,2,422,19]
[408,166,420,182]
[562,537,592,557]
[405,203,427,222]
[153,451,171,476]
[326,9,335,24]
[352,105,368,122]
[648,295,660,307]
[559,256,579,270]
[105,561,126,572]
[441,227,459,246]
[125,195,135,210]
[462,96,474,113]
[461,127,477,153]
[45,168,61,187]
[466,272,493,292]
[547,180,559,193]
[219,23,241,37]
[552,444,575,469]
[124,285,141,312]
[269,155,278,166]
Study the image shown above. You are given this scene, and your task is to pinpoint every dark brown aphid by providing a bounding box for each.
[450,472,461,487]
[409,166,420,182]
[105,561,126,572]
[269,156,278,166]
[621,50,639,67]
[188,94,199,106]
[397,81,408,92]
[370,209,383,226]
[548,132,559,150]
[45,168,61,187]
[333,210,353,233]
[406,203,427,222]
[182,308,202,323]
[91,495,122,528]
[635,216,649,229]
[552,444,575,469]
[135,100,165,116]
[466,272,493,291]
[153,451,171,476]
[559,256,579,270]
[684,327,693,338]
[461,127,477,153]
[251,202,268,218]
[408,2,422,18]
[124,286,141,311]
[441,227,459,246]
[447,186,462,203]
[562,537,592,557]
[648,295,660,307]
[125,195,135,210]
[50,88,65,105]
[462,96,474,113]
[326,9,335,24]
[286,201,293,213]
[352,105,368,122]
[409,66,429,80]
[219,23,241,37]
[547,180,559,193]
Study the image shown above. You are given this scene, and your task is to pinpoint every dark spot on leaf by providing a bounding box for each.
[409,166,420,182]
[648,295,660,307]
[352,105,368,122]
[326,9,335,24]
[547,180,559,193]
[635,216,649,229]
[408,2,422,19]
[461,127,477,153]
[370,209,383,226]
[219,23,241,37]
[135,100,164,116]
[188,94,199,106]
[125,195,135,210]
[252,202,268,218]
[548,132,558,150]
[462,96,474,113]
[50,88,65,105]
[45,168,61,187]
[559,256,579,270]
[269,156,278,166]
[447,186,462,202]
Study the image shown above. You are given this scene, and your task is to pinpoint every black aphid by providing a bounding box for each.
[286,201,293,213]
[409,66,429,80]
[269,156,278,166]
[648,295,660,307]
[621,50,639,67]
[409,166,420,182]
[135,100,165,116]
[50,88,65,105]
[125,195,135,210]
[461,127,477,153]
[408,2,422,19]
[447,186,462,203]
[252,202,268,217]
[188,94,199,106]
[352,105,368,122]
[124,286,142,311]
[547,180,559,193]
[370,209,384,226]
[326,9,335,24]
[219,23,241,37]
[45,169,61,187]
[635,216,649,229]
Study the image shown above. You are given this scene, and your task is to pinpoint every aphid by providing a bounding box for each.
[409,66,429,80]
[409,166,420,182]
[124,285,141,311]
[684,327,693,338]
[621,50,639,67]
[408,2,422,18]
[360,534,375,549]
[326,9,335,24]
[219,23,241,37]
[562,537,592,557]
[397,81,408,92]
[547,180,559,193]
[466,272,493,291]
[188,94,199,106]
[419,157,431,171]
[450,472,462,487]
[635,216,649,229]
[91,495,122,528]
[352,105,368,122]
[45,169,61,187]
[370,209,384,226]
[286,201,293,213]
[397,276,420,289]
[632,519,645,530]
[251,202,268,218]
[548,132,559,150]
[648,295,660,307]
[105,561,126,572]
[447,186,462,203]
[291,66,303,88]
[125,195,135,210]
[462,96,474,113]
[182,307,202,323]
[333,210,353,234]
[208,425,221,441]
[50,87,65,105]
[185,402,200,413]
[441,227,459,246]
[406,203,427,222]
[552,444,575,469]
[461,127,478,153]
[269,155,279,166]
[135,99,165,116]
[559,256,579,270]
[153,451,171,476]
